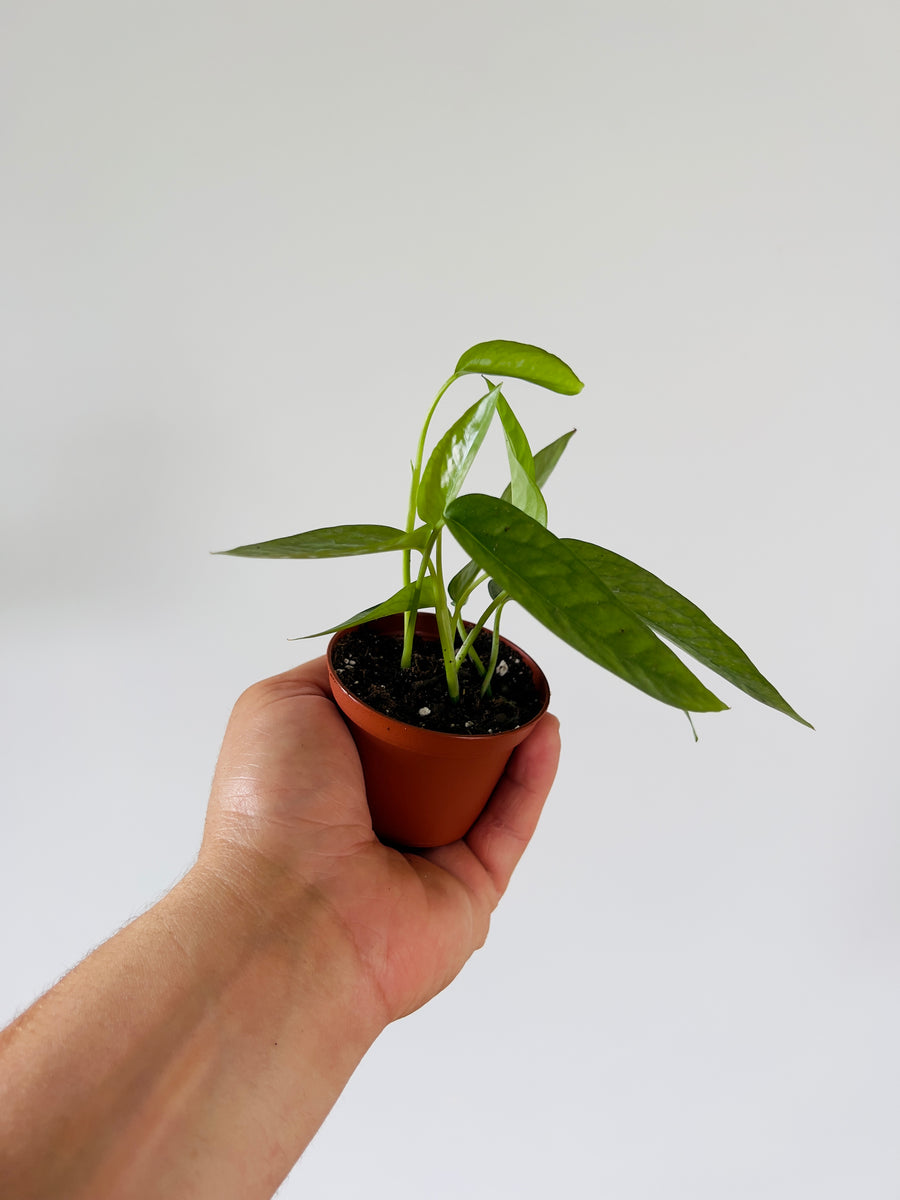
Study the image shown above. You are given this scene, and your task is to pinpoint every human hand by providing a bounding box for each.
[0,658,559,1199]
[199,656,561,1027]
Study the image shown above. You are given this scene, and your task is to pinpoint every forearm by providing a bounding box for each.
[0,857,383,1200]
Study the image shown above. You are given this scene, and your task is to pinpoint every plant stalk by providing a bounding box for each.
[401,372,460,594]
[481,608,507,697]
[432,530,460,699]
[400,370,461,673]
[400,528,438,669]
[453,593,506,673]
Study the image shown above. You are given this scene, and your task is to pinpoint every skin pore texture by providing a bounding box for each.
[0,656,560,1199]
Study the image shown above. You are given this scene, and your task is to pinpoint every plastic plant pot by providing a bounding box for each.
[326,613,550,848]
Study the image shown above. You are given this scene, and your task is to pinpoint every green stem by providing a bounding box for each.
[400,527,438,669]
[450,571,489,626]
[431,529,460,700]
[453,592,505,671]
[456,617,486,677]
[481,605,506,697]
[402,372,461,599]
[449,570,490,676]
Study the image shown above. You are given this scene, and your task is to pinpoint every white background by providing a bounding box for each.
[2,2,898,1196]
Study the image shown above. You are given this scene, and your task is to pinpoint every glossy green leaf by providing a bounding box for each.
[454,340,583,395]
[563,539,812,727]
[217,524,429,559]
[417,385,500,526]
[531,429,576,488]
[496,392,548,525]
[448,558,482,604]
[300,577,438,638]
[445,494,727,713]
[451,430,576,604]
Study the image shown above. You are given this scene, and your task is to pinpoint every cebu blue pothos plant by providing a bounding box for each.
[220,339,810,734]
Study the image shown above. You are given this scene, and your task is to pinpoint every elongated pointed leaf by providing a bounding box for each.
[563,539,812,727]
[445,495,727,713]
[532,429,576,488]
[300,578,438,638]
[496,392,548,525]
[452,430,577,602]
[454,340,583,395]
[418,385,500,525]
[494,428,577,510]
[218,524,430,559]
[448,558,483,604]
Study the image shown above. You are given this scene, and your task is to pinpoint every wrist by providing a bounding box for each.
[175,849,388,1044]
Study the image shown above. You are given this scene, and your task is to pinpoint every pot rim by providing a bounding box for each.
[326,613,550,742]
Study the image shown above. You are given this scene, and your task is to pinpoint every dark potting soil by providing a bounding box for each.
[332,625,544,735]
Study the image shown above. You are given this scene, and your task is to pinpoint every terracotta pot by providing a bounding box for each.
[326,613,550,848]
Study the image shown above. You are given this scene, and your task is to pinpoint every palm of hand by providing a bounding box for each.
[203,659,560,1024]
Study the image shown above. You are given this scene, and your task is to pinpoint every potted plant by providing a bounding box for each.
[220,340,810,847]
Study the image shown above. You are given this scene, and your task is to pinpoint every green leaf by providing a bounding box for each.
[532,429,576,488]
[454,340,584,395]
[452,430,577,603]
[300,577,438,638]
[563,539,813,727]
[448,558,483,604]
[495,391,548,525]
[417,385,500,526]
[445,495,727,714]
[217,524,430,559]
[494,429,576,509]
